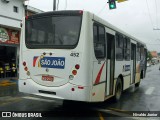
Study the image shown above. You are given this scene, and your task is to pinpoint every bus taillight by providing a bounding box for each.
[26,71,30,76]
[69,64,80,79]
[25,16,29,20]
[75,64,80,70]
[72,70,77,75]
[69,75,74,80]
[79,10,83,14]
[71,88,75,91]
[24,67,28,71]
[22,61,30,76]
[23,61,26,66]
[78,86,84,89]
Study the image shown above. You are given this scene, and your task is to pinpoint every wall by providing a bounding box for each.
[150,51,158,58]
[0,0,25,29]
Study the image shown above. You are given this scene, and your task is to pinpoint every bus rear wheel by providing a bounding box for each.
[113,78,122,102]
[135,81,140,87]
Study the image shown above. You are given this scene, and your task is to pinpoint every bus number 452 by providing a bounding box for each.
[70,53,79,57]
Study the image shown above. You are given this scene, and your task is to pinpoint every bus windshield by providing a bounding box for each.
[25,15,82,49]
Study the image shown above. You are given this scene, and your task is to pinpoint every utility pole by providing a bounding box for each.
[53,0,56,11]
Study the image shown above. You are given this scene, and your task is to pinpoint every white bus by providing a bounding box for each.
[19,10,147,102]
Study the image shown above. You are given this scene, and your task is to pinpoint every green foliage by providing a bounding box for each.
[147,51,152,60]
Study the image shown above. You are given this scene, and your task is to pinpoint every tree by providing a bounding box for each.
[147,51,152,60]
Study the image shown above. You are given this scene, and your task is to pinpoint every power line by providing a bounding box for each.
[145,0,154,28]
[155,0,158,27]
[97,3,108,15]
[145,0,160,42]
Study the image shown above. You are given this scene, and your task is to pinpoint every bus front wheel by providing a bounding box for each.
[113,78,123,102]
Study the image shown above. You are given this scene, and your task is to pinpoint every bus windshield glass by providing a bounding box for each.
[25,15,82,49]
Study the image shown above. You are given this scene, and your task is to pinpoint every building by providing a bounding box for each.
[0,0,43,79]
[25,5,43,16]
[150,51,158,58]
[0,0,26,78]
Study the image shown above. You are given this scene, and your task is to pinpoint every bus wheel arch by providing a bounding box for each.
[113,75,123,102]
[119,74,124,90]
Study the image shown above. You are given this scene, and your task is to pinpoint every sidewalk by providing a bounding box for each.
[0,78,19,97]
[0,78,18,87]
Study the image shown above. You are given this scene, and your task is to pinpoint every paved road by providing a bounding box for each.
[0,64,160,120]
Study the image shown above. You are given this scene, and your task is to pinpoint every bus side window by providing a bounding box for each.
[140,46,145,65]
[93,24,105,59]
[137,43,140,61]
[116,33,123,61]
[124,37,130,61]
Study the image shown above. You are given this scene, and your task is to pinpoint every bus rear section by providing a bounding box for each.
[19,11,93,102]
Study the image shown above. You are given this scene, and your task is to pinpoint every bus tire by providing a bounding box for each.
[113,78,122,102]
[140,70,144,79]
[135,82,140,87]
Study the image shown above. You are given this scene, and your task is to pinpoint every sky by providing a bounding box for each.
[25,0,160,52]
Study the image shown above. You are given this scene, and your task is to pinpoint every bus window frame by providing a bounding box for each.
[25,13,83,49]
[116,33,124,61]
[123,37,131,61]
[93,23,106,60]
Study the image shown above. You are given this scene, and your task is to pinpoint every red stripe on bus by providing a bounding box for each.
[94,62,105,85]
[33,57,38,67]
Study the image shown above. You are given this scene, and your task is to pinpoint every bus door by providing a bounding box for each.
[106,33,115,96]
[131,43,136,84]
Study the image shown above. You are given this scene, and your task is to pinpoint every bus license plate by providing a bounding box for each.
[42,76,54,82]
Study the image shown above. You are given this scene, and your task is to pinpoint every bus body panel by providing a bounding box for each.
[91,83,106,102]
[19,10,147,102]
[91,61,106,102]
[90,15,107,101]
[19,11,93,102]
[105,28,115,96]
[19,79,91,101]
[22,50,82,87]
